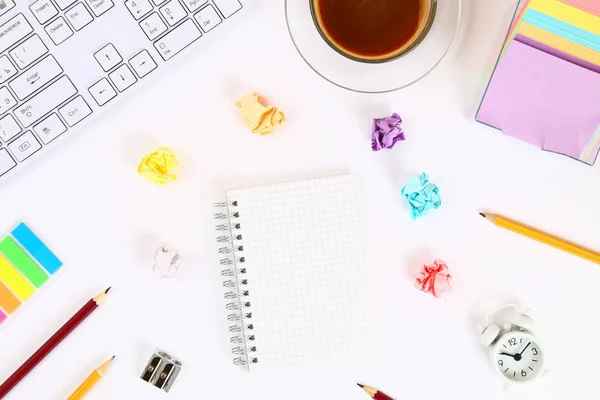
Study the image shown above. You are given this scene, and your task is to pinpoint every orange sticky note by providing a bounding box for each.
[0,281,21,314]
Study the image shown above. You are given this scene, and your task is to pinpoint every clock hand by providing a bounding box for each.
[518,342,531,356]
[498,352,517,359]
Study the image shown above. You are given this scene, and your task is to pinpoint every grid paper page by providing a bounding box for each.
[228,175,377,371]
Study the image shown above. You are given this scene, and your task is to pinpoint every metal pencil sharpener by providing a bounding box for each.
[140,349,183,393]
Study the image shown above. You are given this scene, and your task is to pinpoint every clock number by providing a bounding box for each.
[509,338,517,346]
[532,348,538,355]
[498,360,503,367]
[521,370,527,377]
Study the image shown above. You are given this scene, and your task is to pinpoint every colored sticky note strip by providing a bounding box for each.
[530,0,600,34]
[560,0,600,16]
[506,0,533,45]
[0,237,48,288]
[0,255,35,301]
[518,23,600,67]
[0,281,20,314]
[0,309,5,324]
[516,34,600,73]
[502,0,541,57]
[523,9,600,51]
[526,11,600,46]
[11,223,62,275]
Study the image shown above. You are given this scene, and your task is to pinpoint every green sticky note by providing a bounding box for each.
[0,236,48,288]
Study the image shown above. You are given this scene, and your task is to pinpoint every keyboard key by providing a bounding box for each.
[84,0,114,16]
[58,96,91,126]
[9,35,48,70]
[151,0,168,5]
[129,50,157,78]
[0,14,34,54]
[33,113,67,144]
[29,0,59,24]
[125,0,153,20]
[0,148,16,176]
[65,3,94,31]
[0,56,17,83]
[0,87,16,114]
[88,78,116,106]
[194,5,222,33]
[183,0,207,12]
[93,43,122,72]
[109,64,137,92]
[14,76,77,127]
[8,132,41,162]
[154,19,201,61]
[55,0,77,10]
[0,114,21,142]
[213,0,241,18]
[159,0,187,26]
[9,56,63,100]
[45,17,74,45]
[0,0,15,18]
[140,13,167,40]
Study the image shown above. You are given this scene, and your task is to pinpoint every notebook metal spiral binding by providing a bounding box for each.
[214,201,258,368]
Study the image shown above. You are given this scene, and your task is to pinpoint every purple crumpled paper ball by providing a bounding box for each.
[371,113,405,151]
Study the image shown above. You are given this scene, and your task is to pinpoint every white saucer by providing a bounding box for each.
[285,0,462,93]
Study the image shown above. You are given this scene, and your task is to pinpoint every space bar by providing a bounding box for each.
[15,76,77,127]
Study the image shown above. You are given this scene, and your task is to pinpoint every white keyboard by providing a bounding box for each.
[0,0,244,184]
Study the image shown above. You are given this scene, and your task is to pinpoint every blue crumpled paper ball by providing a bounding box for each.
[401,173,442,220]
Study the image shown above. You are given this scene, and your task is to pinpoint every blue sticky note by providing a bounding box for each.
[524,9,600,51]
[11,223,62,275]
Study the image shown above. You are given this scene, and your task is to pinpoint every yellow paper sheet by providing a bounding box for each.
[519,22,600,66]
[529,0,600,35]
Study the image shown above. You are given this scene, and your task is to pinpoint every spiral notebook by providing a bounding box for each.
[215,174,378,372]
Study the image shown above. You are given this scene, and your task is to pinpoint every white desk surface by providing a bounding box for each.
[1,1,600,399]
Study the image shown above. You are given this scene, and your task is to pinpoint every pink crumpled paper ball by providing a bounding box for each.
[415,259,452,298]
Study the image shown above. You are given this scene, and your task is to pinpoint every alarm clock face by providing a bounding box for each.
[492,331,543,383]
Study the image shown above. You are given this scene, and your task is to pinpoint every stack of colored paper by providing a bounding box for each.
[476,0,600,165]
[0,222,63,329]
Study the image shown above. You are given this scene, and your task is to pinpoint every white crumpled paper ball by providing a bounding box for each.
[153,245,183,278]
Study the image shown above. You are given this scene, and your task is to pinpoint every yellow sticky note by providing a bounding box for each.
[0,255,35,301]
[138,147,178,185]
[529,0,600,35]
[519,23,600,67]
[235,94,285,135]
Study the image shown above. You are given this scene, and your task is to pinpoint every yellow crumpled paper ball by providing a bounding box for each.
[235,93,285,135]
[138,147,178,185]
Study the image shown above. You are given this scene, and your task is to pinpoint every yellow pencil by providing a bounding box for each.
[67,356,115,400]
[480,213,600,265]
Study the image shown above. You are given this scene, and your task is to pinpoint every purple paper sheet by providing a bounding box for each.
[515,34,600,74]
[476,40,600,165]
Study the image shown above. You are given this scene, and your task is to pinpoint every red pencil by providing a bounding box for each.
[0,288,111,399]
[358,383,395,400]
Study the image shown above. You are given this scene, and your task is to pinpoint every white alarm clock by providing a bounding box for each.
[480,305,547,384]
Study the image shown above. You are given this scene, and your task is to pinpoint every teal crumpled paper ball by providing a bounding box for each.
[401,173,442,220]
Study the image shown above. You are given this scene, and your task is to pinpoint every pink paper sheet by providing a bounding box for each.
[559,0,600,16]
